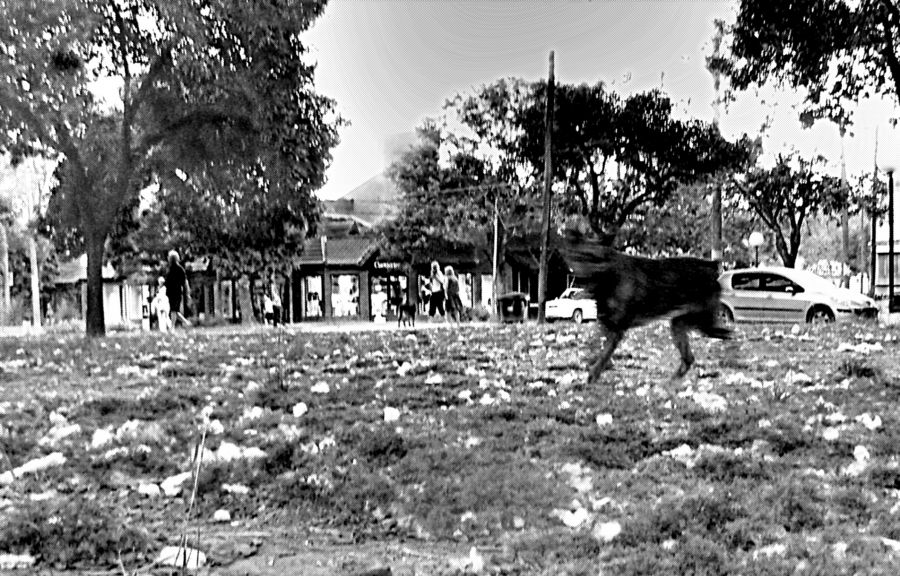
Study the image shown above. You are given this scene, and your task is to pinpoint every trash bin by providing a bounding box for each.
[498,292,528,323]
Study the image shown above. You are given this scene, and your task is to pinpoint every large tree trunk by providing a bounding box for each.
[85,232,106,336]
[0,224,9,325]
[28,236,40,327]
[840,208,851,288]
[236,274,259,324]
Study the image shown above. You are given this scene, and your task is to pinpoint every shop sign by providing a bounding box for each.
[374,261,403,271]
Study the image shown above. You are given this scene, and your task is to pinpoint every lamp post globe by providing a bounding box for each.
[748,231,764,267]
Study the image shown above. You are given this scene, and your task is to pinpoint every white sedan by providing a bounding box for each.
[545,287,598,324]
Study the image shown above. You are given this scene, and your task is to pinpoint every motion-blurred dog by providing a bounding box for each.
[563,234,731,381]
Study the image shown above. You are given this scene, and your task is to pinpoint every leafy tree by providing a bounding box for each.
[452,79,751,248]
[710,1,900,128]
[0,0,340,335]
[381,122,502,265]
[726,154,846,267]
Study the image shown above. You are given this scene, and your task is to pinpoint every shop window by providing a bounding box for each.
[331,274,359,317]
[877,253,900,283]
[372,274,407,319]
[304,275,323,318]
[458,272,474,307]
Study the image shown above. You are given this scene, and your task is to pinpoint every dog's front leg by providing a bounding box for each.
[588,327,623,383]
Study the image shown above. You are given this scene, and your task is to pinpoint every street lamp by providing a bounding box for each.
[748,231,764,267]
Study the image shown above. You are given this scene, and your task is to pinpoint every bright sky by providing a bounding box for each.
[304,0,899,201]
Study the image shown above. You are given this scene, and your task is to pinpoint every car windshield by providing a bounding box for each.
[788,269,842,292]
[560,288,586,299]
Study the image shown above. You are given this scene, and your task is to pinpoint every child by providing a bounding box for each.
[263,290,274,325]
[151,277,172,333]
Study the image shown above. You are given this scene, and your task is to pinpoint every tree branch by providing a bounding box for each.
[135,107,257,158]
[879,3,900,102]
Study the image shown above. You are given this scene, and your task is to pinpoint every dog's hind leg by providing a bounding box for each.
[670,315,695,380]
[588,328,624,383]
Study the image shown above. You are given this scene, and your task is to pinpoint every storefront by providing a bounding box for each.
[292,235,380,321]
[370,260,409,320]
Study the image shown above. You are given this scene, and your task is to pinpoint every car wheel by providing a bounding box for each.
[572,309,584,324]
[718,304,734,326]
[806,305,835,324]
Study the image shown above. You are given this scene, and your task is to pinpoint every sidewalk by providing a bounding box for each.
[290,319,495,334]
[0,318,510,339]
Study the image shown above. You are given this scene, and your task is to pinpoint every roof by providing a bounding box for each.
[298,236,380,267]
[322,173,401,227]
[53,254,118,284]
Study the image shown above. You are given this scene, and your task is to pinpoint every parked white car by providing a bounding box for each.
[545,287,598,324]
[718,266,878,324]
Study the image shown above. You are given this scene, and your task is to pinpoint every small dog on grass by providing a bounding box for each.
[397,299,417,328]
[564,233,731,381]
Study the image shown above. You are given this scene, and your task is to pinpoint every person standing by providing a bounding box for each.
[151,277,172,332]
[428,260,446,319]
[268,275,283,326]
[165,250,191,328]
[444,265,464,324]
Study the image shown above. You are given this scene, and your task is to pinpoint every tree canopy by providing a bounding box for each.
[710,0,900,128]
[726,154,846,267]
[381,122,514,266]
[0,0,341,334]
[451,79,751,247]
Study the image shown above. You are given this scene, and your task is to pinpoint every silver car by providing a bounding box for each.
[718,267,878,324]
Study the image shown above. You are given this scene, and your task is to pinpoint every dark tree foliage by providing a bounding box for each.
[726,154,846,267]
[452,79,751,248]
[380,122,509,266]
[710,0,900,128]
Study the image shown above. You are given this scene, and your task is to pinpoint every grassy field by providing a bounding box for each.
[0,319,899,575]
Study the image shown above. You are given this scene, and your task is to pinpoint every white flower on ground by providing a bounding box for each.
[552,506,590,528]
[207,419,225,435]
[692,391,727,413]
[856,413,882,431]
[137,483,161,498]
[593,520,622,542]
[425,373,444,385]
[753,543,787,558]
[292,402,308,418]
[383,406,401,423]
[596,413,613,427]
[468,546,485,573]
[310,381,329,394]
[161,472,193,497]
[222,483,250,495]
[90,428,114,449]
[822,427,841,441]
[156,546,206,570]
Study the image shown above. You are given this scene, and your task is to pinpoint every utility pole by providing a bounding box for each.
[871,128,879,298]
[708,20,724,265]
[492,192,500,321]
[839,127,851,288]
[537,51,555,323]
[0,224,9,325]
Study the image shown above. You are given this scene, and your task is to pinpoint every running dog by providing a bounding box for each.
[564,234,731,381]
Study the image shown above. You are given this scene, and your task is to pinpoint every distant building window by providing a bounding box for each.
[876,253,900,283]
[331,274,359,317]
